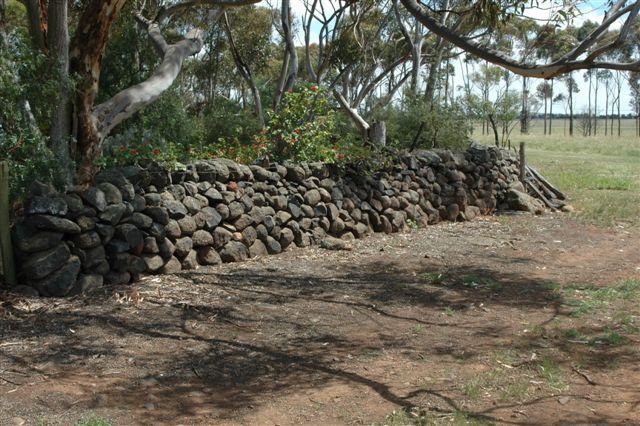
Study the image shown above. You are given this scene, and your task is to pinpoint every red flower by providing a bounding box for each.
[261,143,266,148]
[119,145,126,152]
[310,85,319,92]
[338,153,344,161]
[130,149,138,155]
[153,149,161,155]
[293,129,299,134]
[290,137,296,145]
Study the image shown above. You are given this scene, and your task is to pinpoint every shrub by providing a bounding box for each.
[258,85,361,164]
[99,128,183,170]
[374,99,471,151]
[0,131,56,204]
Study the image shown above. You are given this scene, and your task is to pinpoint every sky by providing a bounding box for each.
[288,0,637,115]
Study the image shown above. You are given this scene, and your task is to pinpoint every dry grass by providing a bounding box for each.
[474,119,640,226]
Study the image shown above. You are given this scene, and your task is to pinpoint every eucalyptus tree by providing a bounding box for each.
[599,69,614,135]
[536,81,552,135]
[301,0,413,143]
[21,0,260,185]
[562,74,579,135]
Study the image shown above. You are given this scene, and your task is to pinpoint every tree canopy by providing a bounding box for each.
[2,0,640,195]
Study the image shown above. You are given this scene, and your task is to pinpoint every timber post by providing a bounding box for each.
[519,142,526,183]
[0,161,16,286]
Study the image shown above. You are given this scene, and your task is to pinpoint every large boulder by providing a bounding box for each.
[26,196,68,216]
[220,241,248,262]
[33,255,81,297]
[505,188,544,214]
[26,215,81,234]
[21,243,70,280]
[81,187,107,212]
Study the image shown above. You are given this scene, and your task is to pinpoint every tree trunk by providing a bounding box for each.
[520,76,528,134]
[0,0,6,38]
[424,45,444,103]
[47,0,73,187]
[594,75,599,136]
[604,81,609,136]
[488,114,499,147]
[368,121,386,147]
[282,0,298,92]
[24,0,47,51]
[273,48,290,109]
[72,1,211,185]
[543,96,547,135]
[587,72,592,136]
[333,89,370,142]
[70,0,127,185]
[549,79,553,135]
[410,40,423,97]
[223,12,264,127]
[618,77,622,136]
[569,82,574,136]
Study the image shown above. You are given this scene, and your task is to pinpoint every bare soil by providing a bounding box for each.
[1,213,640,425]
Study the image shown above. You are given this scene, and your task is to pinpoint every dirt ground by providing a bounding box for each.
[1,213,640,425]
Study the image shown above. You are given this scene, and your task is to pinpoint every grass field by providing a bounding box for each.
[474,119,640,226]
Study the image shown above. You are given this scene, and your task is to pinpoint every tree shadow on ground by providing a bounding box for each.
[0,259,638,424]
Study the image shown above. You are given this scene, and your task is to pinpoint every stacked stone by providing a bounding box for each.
[11,142,532,297]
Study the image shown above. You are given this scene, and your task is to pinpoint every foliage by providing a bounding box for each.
[258,85,361,164]
[0,23,57,202]
[201,98,262,151]
[378,99,471,151]
[0,131,56,203]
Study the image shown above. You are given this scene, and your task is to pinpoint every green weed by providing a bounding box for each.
[73,416,113,426]
[590,328,628,346]
[538,357,566,391]
[412,324,425,334]
[462,275,502,292]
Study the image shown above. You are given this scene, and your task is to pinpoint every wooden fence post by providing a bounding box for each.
[519,142,526,183]
[0,161,17,287]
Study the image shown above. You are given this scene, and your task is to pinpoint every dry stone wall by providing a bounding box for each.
[10,143,543,297]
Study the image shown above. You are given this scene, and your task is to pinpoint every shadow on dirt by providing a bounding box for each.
[0,258,637,424]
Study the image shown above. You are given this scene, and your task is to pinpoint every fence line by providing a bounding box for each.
[0,161,16,287]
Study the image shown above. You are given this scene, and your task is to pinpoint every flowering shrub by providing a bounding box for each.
[256,85,359,164]
[97,135,182,170]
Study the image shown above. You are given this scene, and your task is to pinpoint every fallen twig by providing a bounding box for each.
[572,366,597,385]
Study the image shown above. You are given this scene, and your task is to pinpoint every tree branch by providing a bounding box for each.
[156,0,261,23]
[399,0,640,78]
[92,12,214,139]
[223,11,265,127]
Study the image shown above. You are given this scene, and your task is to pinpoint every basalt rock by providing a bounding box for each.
[11,144,549,297]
